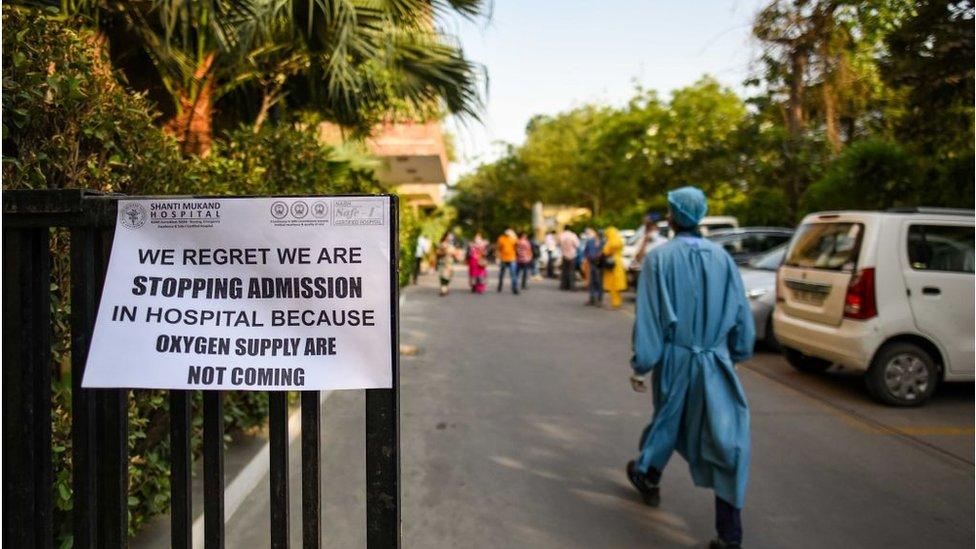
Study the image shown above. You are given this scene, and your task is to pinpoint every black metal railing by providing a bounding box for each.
[2,189,400,549]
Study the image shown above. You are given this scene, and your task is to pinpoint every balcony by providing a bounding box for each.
[318,120,449,210]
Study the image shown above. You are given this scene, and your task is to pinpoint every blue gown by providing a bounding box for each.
[632,234,755,509]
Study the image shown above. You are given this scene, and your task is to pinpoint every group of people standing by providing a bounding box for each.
[421,228,540,297]
[545,226,629,309]
[494,229,539,294]
[422,223,659,310]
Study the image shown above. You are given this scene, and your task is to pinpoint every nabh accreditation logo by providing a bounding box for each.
[120,203,147,229]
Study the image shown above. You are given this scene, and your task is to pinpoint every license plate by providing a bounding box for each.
[794,290,823,304]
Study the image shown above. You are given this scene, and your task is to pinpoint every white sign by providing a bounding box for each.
[82,196,394,391]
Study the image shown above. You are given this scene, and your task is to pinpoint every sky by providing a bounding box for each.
[441,0,770,182]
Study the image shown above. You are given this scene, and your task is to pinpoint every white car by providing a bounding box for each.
[654,215,739,238]
[741,244,788,348]
[773,208,975,406]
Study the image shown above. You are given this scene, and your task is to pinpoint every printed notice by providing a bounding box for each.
[82,196,394,391]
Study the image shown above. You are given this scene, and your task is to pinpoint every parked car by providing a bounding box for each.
[773,208,975,406]
[740,244,787,348]
[622,229,643,272]
[708,227,794,265]
[654,215,739,238]
[698,215,739,236]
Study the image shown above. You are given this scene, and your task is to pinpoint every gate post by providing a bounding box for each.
[70,225,100,548]
[2,226,54,547]
[365,195,401,548]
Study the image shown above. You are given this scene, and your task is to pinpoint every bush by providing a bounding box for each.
[725,186,794,227]
[398,206,457,287]
[399,207,422,287]
[922,151,975,209]
[183,125,380,196]
[1,8,187,193]
[801,139,921,213]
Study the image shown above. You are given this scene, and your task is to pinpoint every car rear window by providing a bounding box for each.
[784,222,863,271]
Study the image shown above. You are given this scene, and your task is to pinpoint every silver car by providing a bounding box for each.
[740,244,787,348]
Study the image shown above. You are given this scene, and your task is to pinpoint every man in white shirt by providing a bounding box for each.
[414,234,431,284]
[544,231,558,278]
[558,228,580,290]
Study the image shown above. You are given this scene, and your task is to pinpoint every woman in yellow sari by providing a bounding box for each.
[602,226,627,308]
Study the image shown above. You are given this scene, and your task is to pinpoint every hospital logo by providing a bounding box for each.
[270,201,289,219]
[120,203,147,229]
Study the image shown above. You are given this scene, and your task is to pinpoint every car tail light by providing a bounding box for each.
[844,267,877,320]
[775,267,784,303]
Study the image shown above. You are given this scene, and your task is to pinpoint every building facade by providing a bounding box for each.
[319,120,450,211]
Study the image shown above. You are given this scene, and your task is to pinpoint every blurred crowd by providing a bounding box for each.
[413,212,669,308]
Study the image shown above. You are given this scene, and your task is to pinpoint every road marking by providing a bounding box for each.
[740,364,974,469]
[582,293,971,462]
[885,426,975,437]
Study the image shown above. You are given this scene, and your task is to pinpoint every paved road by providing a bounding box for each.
[227,267,974,548]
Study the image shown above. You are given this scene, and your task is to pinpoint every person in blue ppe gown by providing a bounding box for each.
[626,186,755,549]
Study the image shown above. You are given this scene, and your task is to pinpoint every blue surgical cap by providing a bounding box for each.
[667,186,708,228]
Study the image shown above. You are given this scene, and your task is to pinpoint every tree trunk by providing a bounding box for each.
[253,89,280,134]
[787,49,807,137]
[822,80,841,154]
[164,54,217,156]
[165,79,215,156]
[843,116,856,142]
[784,47,809,216]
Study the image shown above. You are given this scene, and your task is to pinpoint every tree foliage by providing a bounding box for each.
[801,137,920,211]
[454,0,974,234]
[18,0,487,154]
[452,77,759,233]
[882,0,975,156]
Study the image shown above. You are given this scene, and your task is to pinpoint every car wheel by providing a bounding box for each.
[782,347,831,373]
[866,343,938,407]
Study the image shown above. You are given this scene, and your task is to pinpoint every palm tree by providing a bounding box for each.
[240,5,484,135]
[32,0,486,154]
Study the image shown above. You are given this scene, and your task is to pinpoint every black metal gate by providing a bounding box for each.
[2,189,400,548]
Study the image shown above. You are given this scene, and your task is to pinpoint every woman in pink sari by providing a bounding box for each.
[467,232,489,294]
